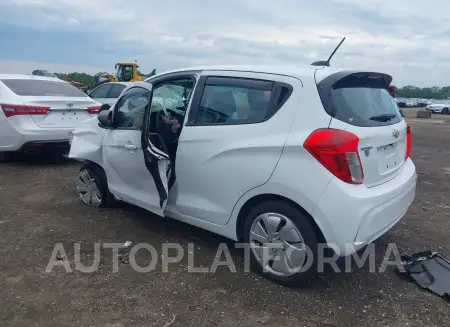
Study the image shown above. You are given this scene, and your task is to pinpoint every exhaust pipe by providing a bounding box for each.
[23,149,41,155]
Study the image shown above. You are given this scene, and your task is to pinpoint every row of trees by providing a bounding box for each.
[396,85,450,99]
[55,72,95,86]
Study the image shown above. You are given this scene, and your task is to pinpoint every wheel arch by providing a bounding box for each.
[82,159,105,172]
[235,193,327,245]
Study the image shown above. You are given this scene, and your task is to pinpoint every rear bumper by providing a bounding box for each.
[312,159,417,256]
[18,140,70,154]
[0,116,74,152]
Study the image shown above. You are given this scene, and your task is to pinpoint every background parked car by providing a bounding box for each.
[87,82,131,106]
[31,69,58,78]
[426,103,450,114]
[397,100,407,108]
[0,74,102,160]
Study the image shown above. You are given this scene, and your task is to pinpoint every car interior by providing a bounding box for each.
[148,79,195,161]
[143,78,275,167]
[197,86,272,125]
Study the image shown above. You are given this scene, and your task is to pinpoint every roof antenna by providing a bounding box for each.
[311,37,346,67]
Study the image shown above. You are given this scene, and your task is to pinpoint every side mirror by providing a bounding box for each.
[99,103,111,112]
[98,110,112,128]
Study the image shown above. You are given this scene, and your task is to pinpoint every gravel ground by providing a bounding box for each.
[1,108,449,327]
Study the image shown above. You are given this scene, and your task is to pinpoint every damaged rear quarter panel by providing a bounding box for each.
[68,116,106,166]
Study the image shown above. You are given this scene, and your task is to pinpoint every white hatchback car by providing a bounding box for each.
[69,65,417,285]
[0,74,102,160]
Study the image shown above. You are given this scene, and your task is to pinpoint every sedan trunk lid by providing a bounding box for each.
[21,97,99,128]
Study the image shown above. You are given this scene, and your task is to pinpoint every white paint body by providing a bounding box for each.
[0,74,101,152]
[69,65,417,257]
[426,103,450,114]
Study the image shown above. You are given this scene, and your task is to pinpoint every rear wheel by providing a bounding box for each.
[76,163,115,207]
[443,108,449,115]
[243,200,319,286]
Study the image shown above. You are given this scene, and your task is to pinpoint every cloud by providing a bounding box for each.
[1,0,450,86]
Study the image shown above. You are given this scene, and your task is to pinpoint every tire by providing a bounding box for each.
[76,162,115,208]
[442,108,449,115]
[243,200,319,286]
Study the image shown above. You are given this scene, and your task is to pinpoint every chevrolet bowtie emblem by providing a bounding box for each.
[361,146,373,157]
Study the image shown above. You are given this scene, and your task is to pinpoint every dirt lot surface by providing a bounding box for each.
[1,108,449,327]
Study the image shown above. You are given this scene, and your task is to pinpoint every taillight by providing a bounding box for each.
[1,104,50,118]
[405,124,411,160]
[87,105,101,115]
[303,128,364,184]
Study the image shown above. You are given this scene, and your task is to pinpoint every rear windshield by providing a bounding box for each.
[1,79,87,97]
[317,72,402,127]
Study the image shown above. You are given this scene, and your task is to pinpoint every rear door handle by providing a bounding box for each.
[124,143,137,150]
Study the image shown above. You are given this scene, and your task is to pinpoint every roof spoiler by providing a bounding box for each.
[311,37,346,67]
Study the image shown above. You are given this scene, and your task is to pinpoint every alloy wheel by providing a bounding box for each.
[249,212,307,277]
[76,169,103,206]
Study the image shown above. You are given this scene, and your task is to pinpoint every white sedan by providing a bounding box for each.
[0,74,102,160]
[426,103,450,114]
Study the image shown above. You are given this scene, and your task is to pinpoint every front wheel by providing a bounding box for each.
[243,201,319,286]
[76,163,115,207]
[442,108,449,115]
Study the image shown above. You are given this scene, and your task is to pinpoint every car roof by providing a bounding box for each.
[105,82,132,86]
[0,74,65,82]
[147,64,351,82]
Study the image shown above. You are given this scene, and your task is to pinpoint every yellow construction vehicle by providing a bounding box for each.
[86,62,157,92]
[112,61,156,82]
[113,62,144,82]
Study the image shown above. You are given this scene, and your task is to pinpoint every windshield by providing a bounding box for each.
[116,65,134,82]
[2,79,88,97]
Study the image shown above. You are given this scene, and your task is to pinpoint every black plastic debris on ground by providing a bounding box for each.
[396,251,450,301]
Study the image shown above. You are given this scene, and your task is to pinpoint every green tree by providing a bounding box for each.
[56,72,95,86]
[397,85,450,99]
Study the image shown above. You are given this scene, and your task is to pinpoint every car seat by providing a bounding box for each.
[247,90,270,122]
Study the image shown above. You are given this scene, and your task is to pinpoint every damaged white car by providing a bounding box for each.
[69,66,416,285]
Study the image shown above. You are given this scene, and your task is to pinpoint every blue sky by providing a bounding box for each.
[0,0,449,86]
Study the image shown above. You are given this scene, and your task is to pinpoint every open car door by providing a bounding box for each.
[141,94,172,212]
[99,81,171,217]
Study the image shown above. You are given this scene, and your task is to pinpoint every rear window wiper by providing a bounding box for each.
[369,114,397,122]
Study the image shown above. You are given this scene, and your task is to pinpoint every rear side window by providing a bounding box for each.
[317,72,402,127]
[188,76,292,125]
[1,79,87,97]
[108,84,126,98]
[89,84,111,98]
